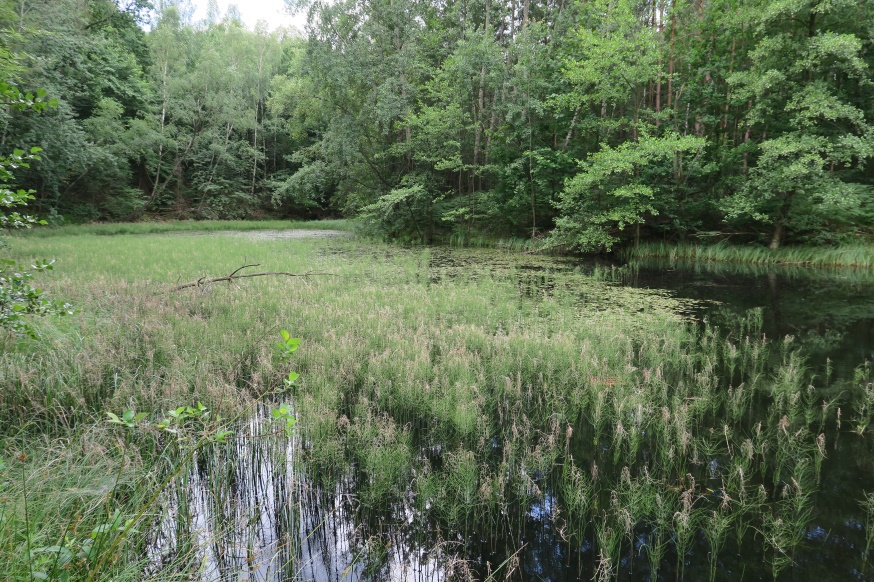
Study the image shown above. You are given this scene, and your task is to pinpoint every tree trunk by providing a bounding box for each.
[769,222,785,250]
[667,8,675,110]
[769,192,793,250]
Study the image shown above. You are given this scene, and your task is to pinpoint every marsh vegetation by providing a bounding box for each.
[1,227,873,581]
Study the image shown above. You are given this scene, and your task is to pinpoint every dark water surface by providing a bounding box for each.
[157,246,874,581]
[583,259,874,581]
[623,260,874,380]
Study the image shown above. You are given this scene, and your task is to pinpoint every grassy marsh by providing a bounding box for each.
[1,228,873,580]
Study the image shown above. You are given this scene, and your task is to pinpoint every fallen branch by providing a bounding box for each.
[172,264,329,291]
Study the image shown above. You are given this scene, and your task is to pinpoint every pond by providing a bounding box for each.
[153,242,874,581]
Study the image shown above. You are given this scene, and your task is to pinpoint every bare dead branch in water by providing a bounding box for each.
[172,264,330,291]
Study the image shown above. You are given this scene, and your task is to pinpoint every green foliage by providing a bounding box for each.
[722,0,874,247]
[0,148,44,229]
[360,177,437,242]
[0,257,73,338]
[105,409,148,429]
[555,133,706,251]
[273,330,299,435]
[0,60,71,339]
[275,328,300,361]
[0,0,872,246]
[558,0,659,112]
[270,404,298,437]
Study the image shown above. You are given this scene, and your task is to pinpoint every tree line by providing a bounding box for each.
[1,0,872,250]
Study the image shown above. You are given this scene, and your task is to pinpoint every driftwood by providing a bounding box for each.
[172,264,328,291]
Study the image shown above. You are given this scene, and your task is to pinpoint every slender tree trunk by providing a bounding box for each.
[252,47,267,197]
[722,39,736,138]
[401,73,412,169]
[667,9,675,111]
[562,106,580,152]
[655,0,664,123]
[150,60,170,205]
[473,0,489,177]
[742,101,752,174]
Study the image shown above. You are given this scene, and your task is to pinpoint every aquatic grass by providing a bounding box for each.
[852,364,874,434]
[559,460,594,547]
[672,480,699,581]
[862,491,874,566]
[643,489,676,582]
[704,508,733,582]
[444,231,566,254]
[760,476,813,581]
[593,511,622,582]
[629,241,874,269]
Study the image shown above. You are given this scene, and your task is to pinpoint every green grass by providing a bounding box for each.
[629,240,874,269]
[444,231,564,253]
[7,218,354,238]
[1,228,871,580]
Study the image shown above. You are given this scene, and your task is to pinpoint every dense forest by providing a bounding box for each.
[1,0,872,250]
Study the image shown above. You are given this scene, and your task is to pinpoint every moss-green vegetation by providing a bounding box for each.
[1,230,872,579]
[630,241,874,269]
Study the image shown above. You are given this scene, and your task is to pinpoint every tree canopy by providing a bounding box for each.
[0,0,870,249]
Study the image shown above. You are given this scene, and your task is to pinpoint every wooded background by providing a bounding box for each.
[2,0,872,249]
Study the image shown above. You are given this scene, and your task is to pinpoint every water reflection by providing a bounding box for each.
[151,409,449,581]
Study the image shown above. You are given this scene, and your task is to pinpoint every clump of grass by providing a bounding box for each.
[760,474,813,581]
[862,491,874,567]
[852,364,874,434]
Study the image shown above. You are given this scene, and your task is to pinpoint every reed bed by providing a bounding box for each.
[444,232,566,254]
[1,232,872,580]
[629,241,874,269]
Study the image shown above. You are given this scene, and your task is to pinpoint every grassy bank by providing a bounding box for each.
[7,218,353,238]
[629,240,874,269]
[1,231,872,579]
